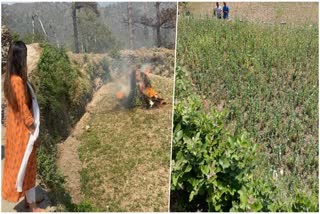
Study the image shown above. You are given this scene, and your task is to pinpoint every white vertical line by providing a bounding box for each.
[167,1,179,212]
[0,2,2,211]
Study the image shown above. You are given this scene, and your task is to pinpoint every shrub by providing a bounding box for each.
[29,43,99,211]
[32,43,77,137]
[171,66,318,212]
[174,16,318,211]
[172,66,261,211]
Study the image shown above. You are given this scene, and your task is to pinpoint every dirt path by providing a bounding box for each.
[26,43,42,73]
[56,77,120,204]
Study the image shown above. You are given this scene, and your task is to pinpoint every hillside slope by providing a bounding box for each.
[57,72,173,211]
[1,43,174,211]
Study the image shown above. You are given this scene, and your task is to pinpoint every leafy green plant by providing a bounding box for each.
[77,10,121,54]
[67,200,101,212]
[28,43,100,211]
[172,66,262,211]
[172,99,260,211]
[22,32,47,44]
[110,46,121,59]
[173,17,318,211]
[33,43,77,137]
[11,32,21,42]
[172,65,318,212]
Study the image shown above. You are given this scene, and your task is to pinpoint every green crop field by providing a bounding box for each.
[171,16,318,212]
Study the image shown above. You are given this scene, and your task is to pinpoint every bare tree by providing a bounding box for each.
[155,3,161,47]
[132,3,176,47]
[127,2,134,49]
[143,3,148,40]
[32,13,48,42]
[72,2,100,53]
[32,15,35,42]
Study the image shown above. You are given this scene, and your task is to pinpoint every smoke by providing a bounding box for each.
[113,61,152,109]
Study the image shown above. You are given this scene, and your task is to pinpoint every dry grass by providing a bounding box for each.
[120,48,175,78]
[78,74,173,211]
[186,2,318,25]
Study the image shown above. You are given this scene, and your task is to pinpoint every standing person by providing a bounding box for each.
[2,41,44,212]
[223,2,230,19]
[213,2,222,19]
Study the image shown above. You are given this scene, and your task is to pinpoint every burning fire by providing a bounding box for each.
[116,64,166,109]
[143,87,158,98]
[116,91,125,100]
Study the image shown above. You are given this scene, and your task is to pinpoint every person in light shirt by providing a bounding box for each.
[213,2,222,19]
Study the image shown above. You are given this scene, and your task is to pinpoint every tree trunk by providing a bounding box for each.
[155,2,161,47]
[81,40,84,53]
[143,3,148,40]
[72,3,79,53]
[37,15,47,37]
[128,2,134,49]
[31,15,35,43]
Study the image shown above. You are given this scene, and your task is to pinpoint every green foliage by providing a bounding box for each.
[67,200,101,212]
[20,31,47,44]
[36,135,64,187]
[31,43,79,189]
[11,32,21,42]
[172,66,260,211]
[178,2,192,18]
[99,57,111,81]
[83,54,89,63]
[172,65,318,212]
[30,44,76,210]
[29,43,98,211]
[172,97,258,211]
[174,17,318,211]
[110,47,121,59]
[85,57,111,83]
[33,43,77,137]
[77,9,121,54]
[13,31,48,44]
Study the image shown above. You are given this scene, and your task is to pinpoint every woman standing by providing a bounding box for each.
[2,41,44,212]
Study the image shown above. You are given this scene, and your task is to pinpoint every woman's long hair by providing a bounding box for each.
[3,41,29,111]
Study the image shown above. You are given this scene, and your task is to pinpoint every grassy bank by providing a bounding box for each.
[78,74,173,211]
[30,43,110,211]
[172,17,318,211]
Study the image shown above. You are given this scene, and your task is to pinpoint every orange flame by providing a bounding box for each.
[116,91,125,100]
[144,87,158,98]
